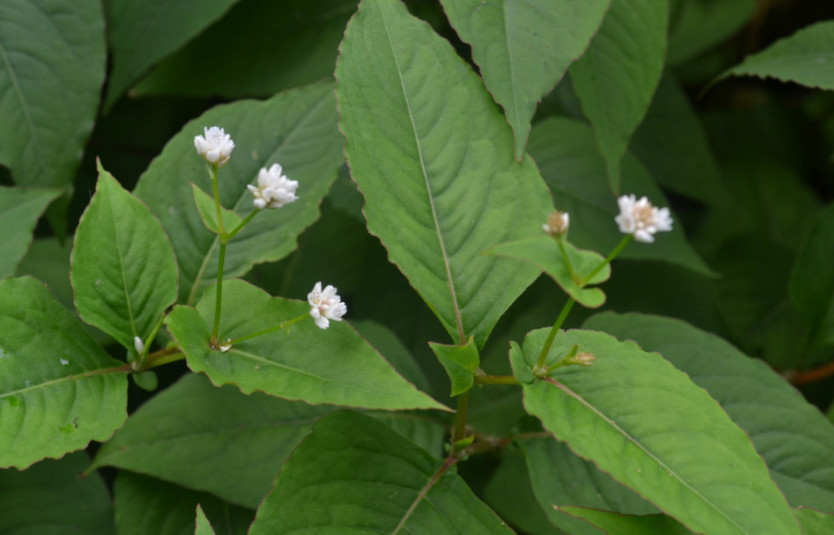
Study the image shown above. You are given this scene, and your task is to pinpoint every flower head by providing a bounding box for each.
[543,210,569,237]
[307,282,347,330]
[248,164,299,209]
[194,126,235,167]
[614,195,673,243]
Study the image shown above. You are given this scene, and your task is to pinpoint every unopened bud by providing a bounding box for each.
[134,336,145,355]
[543,211,569,237]
[567,351,595,367]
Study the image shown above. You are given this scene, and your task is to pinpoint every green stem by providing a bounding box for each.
[473,374,519,385]
[451,392,470,449]
[224,209,260,242]
[579,234,632,286]
[211,242,227,339]
[544,344,578,375]
[135,347,185,371]
[209,165,225,235]
[557,238,579,284]
[534,297,576,372]
[228,313,309,345]
[137,311,167,367]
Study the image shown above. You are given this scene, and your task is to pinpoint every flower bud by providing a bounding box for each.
[133,336,145,355]
[566,351,596,367]
[543,211,569,238]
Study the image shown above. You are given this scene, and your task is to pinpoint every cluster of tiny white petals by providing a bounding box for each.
[543,211,569,237]
[248,164,299,209]
[307,282,347,330]
[615,194,673,243]
[194,126,235,167]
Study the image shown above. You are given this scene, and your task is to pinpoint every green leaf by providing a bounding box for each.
[91,372,328,508]
[790,203,834,348]
[0,277,128,469]
[440,0,611,159]
[0,186,61,278]
[249,411,515,534]
[191,183,243,235]
[583,312,834,512]
[132,0,356,99]
[104,0,241,108]
[528,117,713,276]
[796,507,834,535]
[0,0,105,188]
[366,411,448,459]
[429,337,479,396]
[71,162,179,351]
[511,328,801,535]
[719,20,834,90]
[166,279,448,411]
[569,0,668,193]
[195,506,217,535]
[133,80,344,305]
[667,0,755,65]
[0,452,115,535]
[484,236,610,308]
[336,0,553,347]
[353,320,433,394]
[558,507,693,535]
[114,471,253,535]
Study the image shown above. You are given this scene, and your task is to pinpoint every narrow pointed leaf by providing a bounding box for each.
[249,411,514,534]
[485,236,610,308]
[91,372,329,508]
[584,312,834,511]
[558,507,693,535]
[195,506,217,535]
[719,20,834,90]
[0,452,115,535]
[134,80,344,305]
[511,328,801,535]
[440,0,611,159]
[336,0,553,348]
[429,337,479,396]
[166,279,447,411]
[0,0,105,188]
[71,162,178,350]
[0,186,61,278]
[0,277,128,469]
[569,0,667,193]
[191,183,243,235]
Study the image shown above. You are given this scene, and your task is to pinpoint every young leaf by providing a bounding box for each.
[336,0,553,348]
[90,373,329,508]
[0,0,105,189]
[0,452,115,535]
[429,337,479,396]
[165,279,448,411]
[71,162,179,350]
[191,183,243,235]
[195,505,217,535]
[511,328,801,535]
[440,0,611,159]
[569,0,667,193]
[0,186,61,278]
[558,507,693,535]
[718,20,834,90]
[0,277,128,469]
[484,236,610,308]
[249,411,514,534]
[790,203,834,348]
[133,80,344,305]
[584,312,834,512]
[114,471,253,535]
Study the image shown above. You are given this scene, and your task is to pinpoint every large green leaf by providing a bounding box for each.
[569,0,667,193]
[91,373,329,508]
[796,508,834,535]
[336,0,552,347]
[133,0,357,99]
[511,328,801,535]
[559,507,692,535]
[528,117,712,276]
[719,20,834,90]
[133,80,344,305]
[104,0,241,108]
[0,277,127,469]
[0,452,114,535]
[667,0,755,66]
[71,162,178,351]
[440,0,610,159]
[166,279,447,411]
[0,0,104,188]
[249,411,514,534]
[584,312,834,511]
[790,203,834,348]
[114,471,253,535]
[0,187,61,278]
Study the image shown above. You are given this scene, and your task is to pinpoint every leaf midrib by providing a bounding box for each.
[0,40,42,169]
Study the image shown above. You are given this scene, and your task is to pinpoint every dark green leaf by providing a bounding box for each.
[796,507,834,535]
[790,203,834,348]
[558,507,693,535]
[667,0,755,65]
[0,187,61,278]
[429,337,479,396]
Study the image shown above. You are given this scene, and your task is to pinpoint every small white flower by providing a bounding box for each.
[615,194,673,243]
[247,163,299,209]
[194,126,235,167]
[307,282,347,330]
[543,211,569,237]
[134,336,144,355]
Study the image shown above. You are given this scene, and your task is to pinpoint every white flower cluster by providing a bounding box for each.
[194,126,235,167]
[307,282,347,330]
[615,194,673,243]
[248,164,299,210]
